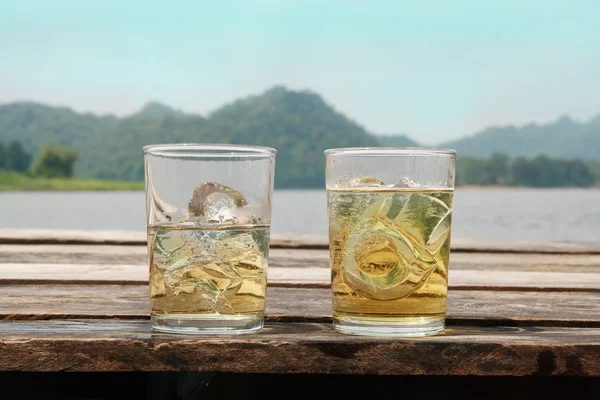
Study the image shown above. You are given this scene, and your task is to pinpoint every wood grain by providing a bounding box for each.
[1,285,599,327]
[0,245,331,269]
[450,238,600,254]
[1,320,600,375]
[2,229,600,253]
[0,264,328,287]
[267,288,600,327]
[3,245,600,274]
[0,263,148,285]
[2,230,599,379]
[0,229,331,248]
[450,252,600,273]
[448,270,600,292]
[0,244,149,265]
[2,263,600,292]
[0,229,147,246]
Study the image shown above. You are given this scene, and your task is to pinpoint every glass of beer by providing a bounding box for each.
[325,147,455,336]
[144,144,276,334]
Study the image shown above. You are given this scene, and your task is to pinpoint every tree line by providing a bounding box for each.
[3,88,600,188]
[457,153,599,187]
[0,140,79,178]
[2,139,599,188]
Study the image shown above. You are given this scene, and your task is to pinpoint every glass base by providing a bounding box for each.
[151,314,263,335]
[333,315,445,337]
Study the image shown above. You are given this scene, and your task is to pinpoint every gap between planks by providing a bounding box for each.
[1,285,600,328]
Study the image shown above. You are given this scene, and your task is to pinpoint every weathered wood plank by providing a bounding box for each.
[272,234,328,249]
[0,264,330,287]
[1,320,600,375]
[267,288,600,327]
[1,285,599,327]
[0,263,149,285]
[0,245,330,268]
[0,229,147,246]
[3,244,600,274]
[448,270,600,292]
[449,252,600,273]
[0,284,148,320]
[0,229,329,248]
[2,263,600,292]
[451,238,600,254]
[2,229,600,253]
[0,244,149,265]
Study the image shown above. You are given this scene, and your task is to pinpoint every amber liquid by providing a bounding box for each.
[328,189,452,329]
[149,225,268,320]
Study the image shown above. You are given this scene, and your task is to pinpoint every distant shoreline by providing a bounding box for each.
[456,184,599,190]
[0,172,144,192]
[457,184,516,190]
[1,173,598,192]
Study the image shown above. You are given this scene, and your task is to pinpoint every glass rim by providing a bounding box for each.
[143,143,277,158]
[324,146,456,156]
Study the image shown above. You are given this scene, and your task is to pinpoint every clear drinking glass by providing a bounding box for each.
[325,147,455,336]
[144,144,276,334]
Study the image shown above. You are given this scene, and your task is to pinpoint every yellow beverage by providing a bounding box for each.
[148,225,268,333]
[328,188,452,336]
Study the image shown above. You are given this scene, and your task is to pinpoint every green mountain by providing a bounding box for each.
[440,115,600,160]
[206,87,380,187]
[0,102,118,156]
[0,87,380,188]
[131,101,185,121]
[3,86,600,188]
[377,134,420,147]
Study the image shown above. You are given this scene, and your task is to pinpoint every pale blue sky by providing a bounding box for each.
[1,0,599,143]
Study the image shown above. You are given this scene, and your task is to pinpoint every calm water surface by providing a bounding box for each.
[1,189,600,242]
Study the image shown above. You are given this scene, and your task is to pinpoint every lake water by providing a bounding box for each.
[1,189,600,242]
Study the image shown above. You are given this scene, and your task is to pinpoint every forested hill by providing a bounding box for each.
[376,134,419,147]
[0,87,381,188]
[440,114,600,160]
[2,86,600,188]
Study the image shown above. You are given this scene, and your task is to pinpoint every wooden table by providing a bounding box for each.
[1,229,600,399]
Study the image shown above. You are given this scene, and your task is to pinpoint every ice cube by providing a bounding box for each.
[393,193,451,255]
[235,278,266,300]
[154,230,216,262]
[212,231,267,277]
[188,182,247,223]
[235,251,268,272]
[393,177,421,188]
[164,256,242,309]
[342,218,438,300]
[153,228,243,304]
[150,268,166,298]
[362,193,409,222]
[236,206,258,225]
[170,277,235,314]
[203,193,237,223]
[335,176,385,189]
[212,232,260,262]
[154,230,191,258]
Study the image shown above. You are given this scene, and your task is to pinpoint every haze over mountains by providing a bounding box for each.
[1,86,599,188]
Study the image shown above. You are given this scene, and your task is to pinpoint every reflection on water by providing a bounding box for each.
[1,189,600,242]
